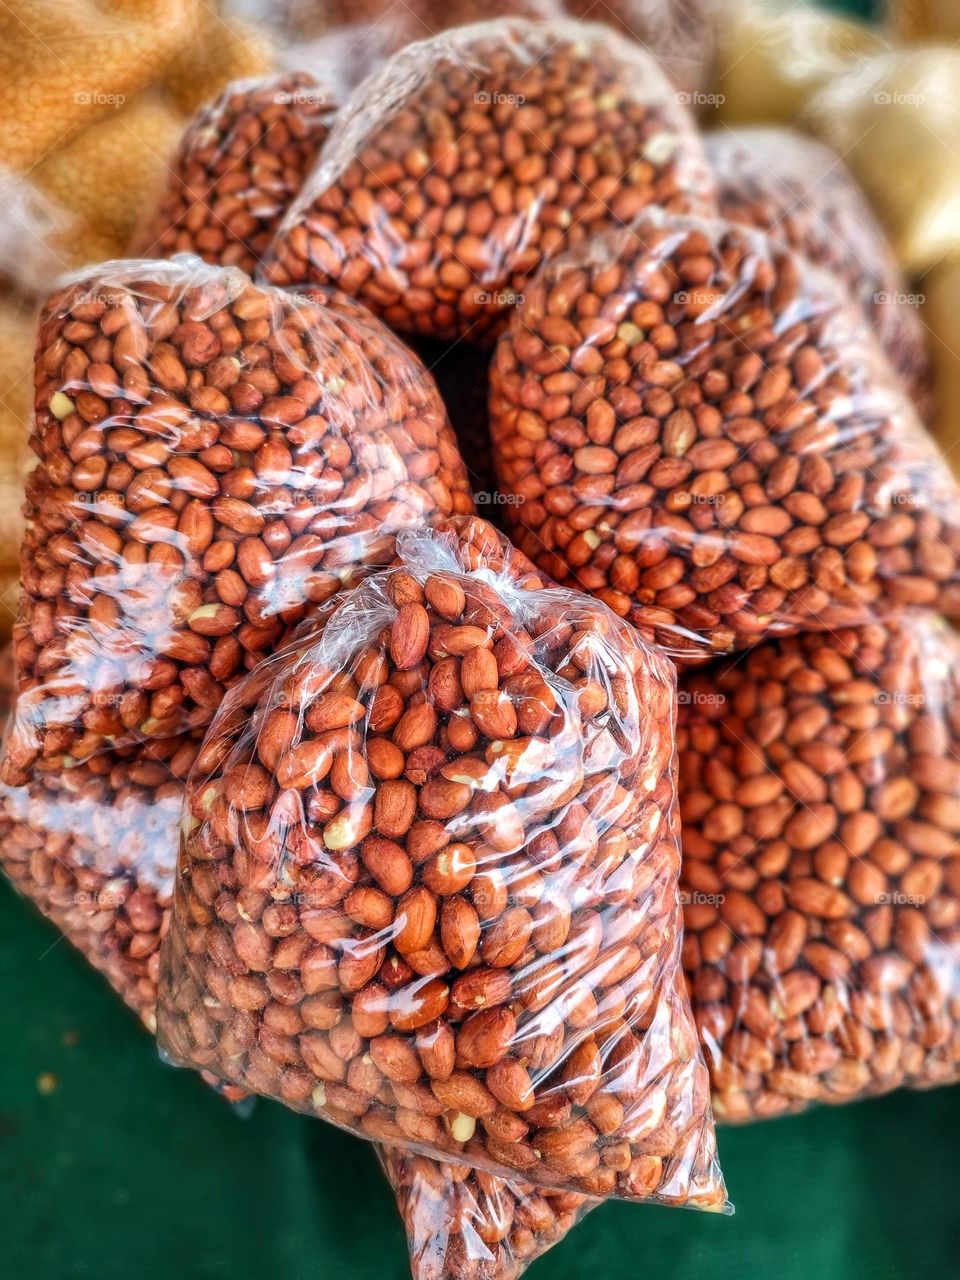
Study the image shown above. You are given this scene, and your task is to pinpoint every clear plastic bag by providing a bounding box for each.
[263,19,716,343]
[489,209,960,661]
[678,615,960,1121]
[2,257,473,782]
[157,516,727,1207]
[137,73,336,277]
[705,128,930,413]
[380,1146,595,1280]
[564,0,726,95]
[277,0,562,42]
[0,730,197,1031]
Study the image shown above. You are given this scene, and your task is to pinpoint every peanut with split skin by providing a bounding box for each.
[678,616,960,1122]
[4,258,473,782]
[490,211,960,660]
[263,18,716,344]
[157,519,726,1207]
[138,72,337,277]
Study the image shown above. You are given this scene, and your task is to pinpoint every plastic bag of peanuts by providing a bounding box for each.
[0,728,198,1033]
[136,72,337,277]
[262,18,716,344]
[704,128,930,413]
[678,615,960,1121]
[380,1145,596,1280]
[157,516,728,1208]
[1,256,473,784]
[489,209,960,661]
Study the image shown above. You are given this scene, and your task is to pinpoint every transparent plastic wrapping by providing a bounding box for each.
[278,0,561,42]
[137,73,336,277]
[274,0,720,92]
[679,616,960,1121]
[158,517,727,1208]
[489,209,960,661]
[263,19,717,344]
[0,731,197,1031]
[277,25,395,104]
[705,128,930,413]
[564,0,726,95]
[380,1146,595,1280]
[2,257,473,782]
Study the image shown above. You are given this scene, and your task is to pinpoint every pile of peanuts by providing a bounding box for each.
[6,9,960,1279]
[0,734,197,1029]
[4,258,471,780]
[138,72,337,276]
[263,19,716,342]
[705,128,930,407]
[157,526,725,1206]
[381,1147,593,1280]
[678,616,960,1120]
[489,212,960,658]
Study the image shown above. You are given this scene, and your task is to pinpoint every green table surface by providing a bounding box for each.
[5,2,951,1278]
[2,873,958,1280]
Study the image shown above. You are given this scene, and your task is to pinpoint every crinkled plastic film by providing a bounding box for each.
[705,128,930,412]
[0,729,197,1031]
[157,517,727,1208]
[263,19,717,343]
[678,615,960,1121]
[489,209,960,660]
[565,0,726,94]
[379,1145,596,1280]
[137,73,337,277]
[2,257,473,781]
